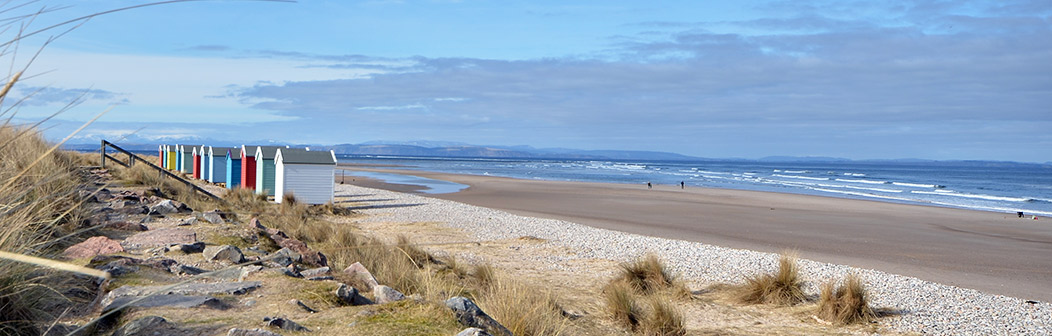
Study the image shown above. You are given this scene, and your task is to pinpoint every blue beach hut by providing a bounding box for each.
[226,148,242,189]
[208,146,233,184]
[198,145,209,180]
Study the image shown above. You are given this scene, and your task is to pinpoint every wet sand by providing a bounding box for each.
[338,167,1052,302]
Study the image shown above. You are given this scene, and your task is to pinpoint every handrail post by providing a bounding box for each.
[100,140,106,168]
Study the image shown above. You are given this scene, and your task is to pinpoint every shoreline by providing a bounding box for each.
[338,166,1052,303]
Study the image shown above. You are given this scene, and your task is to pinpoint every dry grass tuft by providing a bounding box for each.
[475,276,569,336]
[616,253,689,297]
[735,251,806,306]
[817,273,876,325]
[604,280,643,330]
[472,263,496,287]
[641,295,686,336]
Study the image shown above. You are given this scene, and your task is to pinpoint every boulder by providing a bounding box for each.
[456,328,494,336]
[96,262,138,277]
[178,217,198,226]
[170,264,207,276]
[204,245,246,264]
[263,317,310,332]
[373,285,405,304]
[63,236,124,259]
[249,217,267,230]
[201,210,226,224]
[102,281,262,306]
[122,228,196,249]
[335,284,373,306]
[446,296,512,336]
[227,328,283,336]
[168,242,206,254]
[289,299,318,313]
[148,199,191,215]
[342,262,379,291]
[300,266,330,278]
[261,228,326,267]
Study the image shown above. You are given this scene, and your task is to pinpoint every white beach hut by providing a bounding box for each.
[254,145,288,197]
[274,148,337,204]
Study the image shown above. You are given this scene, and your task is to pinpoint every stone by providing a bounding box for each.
[261,228,327,267]
[373,285,405,304]
[263,317,310,332]
[170,264,207,276]
[96,262,138,277]
[63,236,124,259]
[446,296,512,336]
[456,327,494,336]
[178,217,198,226]
[102,281,263,307]
[122,228,196,249]
[227,328,283,336]
[105,221,148,231]
[306,276,334,281]
[201,210,225,224]
[103,295,225,313]
[112,316,172,336]
[147,199,179,215]
[169,242,206,254]
[342,262,379,291]
[335,283,373,306]
[239,265,265,281]
[109,200,147,215]
[289,299,318,313]
[300,266,331,278]
[264,248,300,267]
[249,217,267,230]
[204,245,245,264]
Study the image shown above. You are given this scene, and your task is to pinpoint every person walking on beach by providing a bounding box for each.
[680,181,684,189]
[647,181,652,189]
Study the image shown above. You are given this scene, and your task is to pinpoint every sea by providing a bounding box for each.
[337,155,1052,217]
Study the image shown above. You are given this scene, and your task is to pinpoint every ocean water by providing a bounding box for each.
[339,155,1052,217]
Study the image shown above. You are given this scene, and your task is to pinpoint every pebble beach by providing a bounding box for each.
[337,182,1052,335]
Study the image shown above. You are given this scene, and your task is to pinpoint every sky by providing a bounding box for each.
[4,0,1050,162]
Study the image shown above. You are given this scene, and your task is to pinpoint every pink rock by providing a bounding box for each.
[343,262,379,290]
[122,228,196,248]
[64,236,124,259]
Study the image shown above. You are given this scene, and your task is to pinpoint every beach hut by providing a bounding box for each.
[179,145,194,173]
[208,146,233,184]
[226,148,242,189]
[192,146,202,179]
[198,145,210,180]
[254,145,288,197]
[275,148,337,204]
[158,145,165,167]
[241,145,259,190]
[175,145,182,171]
[166,145,177,170]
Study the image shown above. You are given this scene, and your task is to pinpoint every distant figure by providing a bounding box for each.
[1018,211,1025,218]
[647,181,652,189]
[680,181,684,189]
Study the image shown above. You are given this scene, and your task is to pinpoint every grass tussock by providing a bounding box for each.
[641,296,686,336]
[604,280,643,329]
[817,274,876,325]
[474,276,569,336]
[0,124,89,335]
[616,253,689,297]
[735,251,806,306]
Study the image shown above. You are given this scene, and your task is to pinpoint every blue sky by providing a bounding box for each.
[6,0,1051,161]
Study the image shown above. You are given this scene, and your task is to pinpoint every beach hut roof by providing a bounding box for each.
[277,148,336,165]
[255,145,288,160]
[211,147,234,155]
[181,146,194,154]
[229,148,243,158]
[242,145,261,156]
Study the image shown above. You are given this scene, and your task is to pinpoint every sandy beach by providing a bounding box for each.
[339,167,1052,303]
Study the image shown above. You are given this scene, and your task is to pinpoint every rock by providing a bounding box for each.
[201,210,226,224]
[373,285,405,304]
[335,283,373,306]
[105,221,148,231]
[249,217,267,230]
[96,262,138,277]
[170,264,207,276]
[227,328,283,336]
[102,281,263,307]
[169,242,206,254]
[78,189,101,203]
[109,200,147,215]
[264,248,300,267]
[204,245,245,264]
[112,316,172,336]
[147,199,179,215]
[342,262,379,291]
[178,217,198,226]
[263,317,310,332]
[300,266,331,278]
[306,276,334,281]
[122,228,196,249]
[261,229,327,267]
[456,327,494,336]
[63,236,124,259]
[239,265,265,281]
[289,299,318,313]
[103,295,225,313]
[445,296,512,336]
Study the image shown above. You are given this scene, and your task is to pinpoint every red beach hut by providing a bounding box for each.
[241,145,259,190]
[192,146,202,179]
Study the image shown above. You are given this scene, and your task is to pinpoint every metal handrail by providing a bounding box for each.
[100,140,221,201]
